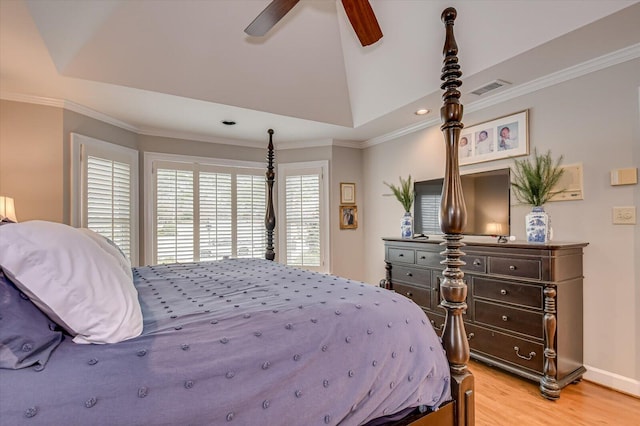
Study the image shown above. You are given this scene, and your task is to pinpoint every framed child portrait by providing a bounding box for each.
[339,205,358,229]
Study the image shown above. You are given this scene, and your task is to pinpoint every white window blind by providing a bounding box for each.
[156,169,194,264]
[86,156,132,258]
[278,161,329,272]
[71,133,139,265]
[285,174,321,267]
[199,171,232,261]
[414,180,442,235]
[236,174,266,258]
[148,156,266,265]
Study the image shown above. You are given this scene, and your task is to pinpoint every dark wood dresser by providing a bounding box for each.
[383,237,588,399]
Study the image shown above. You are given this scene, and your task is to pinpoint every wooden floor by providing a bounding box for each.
[471,360,640,426]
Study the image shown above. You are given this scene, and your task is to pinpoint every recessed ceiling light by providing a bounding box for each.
[415,109,430,115]
[221,120,236,126]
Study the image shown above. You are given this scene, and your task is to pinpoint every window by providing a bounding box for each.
[71,133,139,264]
[414,179,442,235]
[145,153,266,265]
[278,161,329,272]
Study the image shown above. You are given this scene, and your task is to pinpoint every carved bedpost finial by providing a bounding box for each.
[265,129,276,261]
[439,6,469,373]
[438,8,474,423]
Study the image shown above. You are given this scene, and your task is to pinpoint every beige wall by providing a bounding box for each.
[330,145,365,281]
[0,100,64,222]
[363,59,640,389]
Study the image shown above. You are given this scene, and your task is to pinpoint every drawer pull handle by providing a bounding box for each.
[430,320,444,332]
[398,253,404,257]
[514,346,536,361]
[433,287,439,292]
[467,332,475,341]
[509,265,516,271]
[406,291,413,298]
[500,289,507,295]
[420,256,426,260]
[406,272,413,277]
[473,259,482,266]
[501,315,508,322]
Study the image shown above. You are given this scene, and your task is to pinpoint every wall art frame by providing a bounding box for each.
[339,205,358,230]
[340,182,356,204]
[459,109,529,166]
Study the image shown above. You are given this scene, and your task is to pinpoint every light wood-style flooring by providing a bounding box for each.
[471,360,640,426]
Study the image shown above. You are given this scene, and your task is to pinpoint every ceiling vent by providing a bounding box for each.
[470,79,511,96]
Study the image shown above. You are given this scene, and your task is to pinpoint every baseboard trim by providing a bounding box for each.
[584,364,640,398]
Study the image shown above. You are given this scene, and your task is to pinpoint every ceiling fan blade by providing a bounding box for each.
[341,0,383,46]
[245,0,301,37]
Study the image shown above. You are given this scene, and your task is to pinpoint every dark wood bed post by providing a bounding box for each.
[265,129,276,261]
[439,8,474,426]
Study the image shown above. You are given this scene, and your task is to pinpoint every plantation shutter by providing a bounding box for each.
[236,174,266,258]
[199,171,232,261]
[156,168,194,264]
[86,156,132,258]
[149,158,267,264]
[284,171,321,268]
[71,133,139,265]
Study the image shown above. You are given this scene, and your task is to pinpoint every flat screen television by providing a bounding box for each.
[413,168,511,237]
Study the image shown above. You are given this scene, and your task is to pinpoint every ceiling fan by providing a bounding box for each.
[245,0,383,47]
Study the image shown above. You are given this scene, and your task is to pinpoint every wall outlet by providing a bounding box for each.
[612,207,636,225]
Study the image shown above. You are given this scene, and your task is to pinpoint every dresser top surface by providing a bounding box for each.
[383,237,588,250]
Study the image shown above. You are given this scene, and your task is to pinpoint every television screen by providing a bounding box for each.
[414,168,511,237]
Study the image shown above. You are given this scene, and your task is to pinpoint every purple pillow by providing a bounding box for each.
[0,270,63,370]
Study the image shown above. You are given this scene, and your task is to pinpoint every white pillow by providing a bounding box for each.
[78,228,133,281]
[0,221,143,344]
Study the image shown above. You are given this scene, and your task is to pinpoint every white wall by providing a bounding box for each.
[362,58,640,393]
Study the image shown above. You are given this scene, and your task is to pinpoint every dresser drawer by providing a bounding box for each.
[489,257,542,280]
[388,247,415,264]
[416,250,442,268]
[461,255,486,273]
[474,300,543,339]
[391,265,431,288]
[467,323,543,374]
[393,283,431,310]
[473,277,542,309]
[426,311,446,337]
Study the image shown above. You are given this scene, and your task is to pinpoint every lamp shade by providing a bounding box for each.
[0,196,18,222]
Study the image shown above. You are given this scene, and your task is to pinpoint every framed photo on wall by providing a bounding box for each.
[339,205,357,229]
[459,110,529,166]
[340,182,356,204]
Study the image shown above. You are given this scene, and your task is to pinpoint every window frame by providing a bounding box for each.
[277,160,330,273]
[70,133,139,265]
[143,152,267,265]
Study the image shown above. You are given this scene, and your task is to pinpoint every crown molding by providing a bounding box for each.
[0,92,65,108]
[4,42,639,151]
[362,42,640,149]
[135,126,267,149]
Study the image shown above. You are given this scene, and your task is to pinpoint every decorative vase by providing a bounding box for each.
[401,211,413,239]
[525,206,550,243]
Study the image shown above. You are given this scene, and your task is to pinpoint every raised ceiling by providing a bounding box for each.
[1,0,639,145]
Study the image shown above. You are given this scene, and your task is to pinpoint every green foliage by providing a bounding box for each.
[384,175,414,212]
[511,149,565,206]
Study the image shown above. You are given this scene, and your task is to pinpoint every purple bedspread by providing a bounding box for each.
[0,259,451,425]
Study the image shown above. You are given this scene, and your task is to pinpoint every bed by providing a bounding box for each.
[0,7,474,426]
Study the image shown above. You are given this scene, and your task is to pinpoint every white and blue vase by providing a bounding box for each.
[526,206,550,243]
[401,212,413,239]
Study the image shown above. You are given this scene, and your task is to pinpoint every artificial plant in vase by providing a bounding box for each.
[384,175,415,239]
[511,149,565,243]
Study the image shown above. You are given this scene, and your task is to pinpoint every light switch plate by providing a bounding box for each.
[612,206,636,224]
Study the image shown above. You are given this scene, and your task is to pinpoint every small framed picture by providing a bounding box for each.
[339,205,358,230]
[340,182,356,204]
